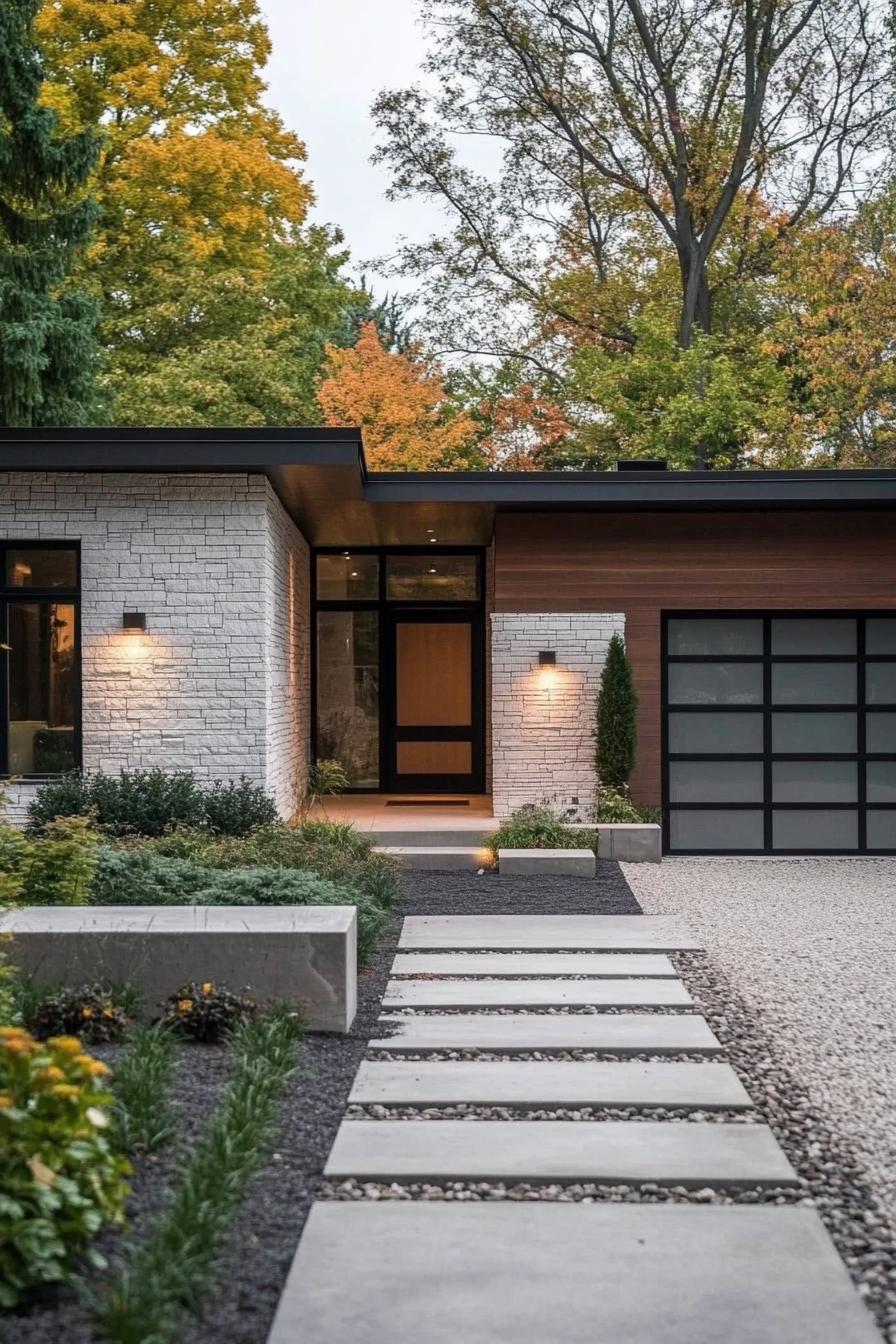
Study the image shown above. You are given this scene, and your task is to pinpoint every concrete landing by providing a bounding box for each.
[268,1203,879,1344]
[349,1060,753,1109]
[382,978,692,1009]
[399,915,700,950]
[371,1012,721,1054]
[390,953,677,978]
[324,1119,799,1187]
[376,846,488,872]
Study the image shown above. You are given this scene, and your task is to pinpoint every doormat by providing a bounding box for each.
[385,799,470,807]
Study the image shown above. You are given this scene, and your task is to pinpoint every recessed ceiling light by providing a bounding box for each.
[429,537,437,543]
[428,567,437,574]
[350,571,358,578]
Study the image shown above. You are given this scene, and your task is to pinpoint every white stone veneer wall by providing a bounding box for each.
[490,611,625,821]
[0,472,310,824]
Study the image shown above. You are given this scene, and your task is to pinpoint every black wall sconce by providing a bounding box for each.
[538,650,556,666]
[122,611,147,632]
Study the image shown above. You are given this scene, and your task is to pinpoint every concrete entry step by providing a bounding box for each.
[363,826,492,847]
[325,1119,799,1187]
[382,978,692,1009]
[375,846,487,872]
[372,1012,722,1055]
[391,952,677,978]
[497,848,596,878]
[268,1203,880,1344]
[399,915,701,950]
[349,1060,753,1109]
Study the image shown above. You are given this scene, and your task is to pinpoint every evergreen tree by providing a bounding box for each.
[0,0,99,426]
[595,634,638,788]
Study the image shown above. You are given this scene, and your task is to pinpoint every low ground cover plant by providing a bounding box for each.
[0,1028,130,1307]
[21,983,134,1045]
[95,1011,302,1344]
[161,982,257,1043]
[28,770,277,838]
[484,806,596,862]
[111,1024,177,1156]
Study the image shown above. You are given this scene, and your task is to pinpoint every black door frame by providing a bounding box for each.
[661,609,896,855]
[383,606,485,793]
[312,547,486,794]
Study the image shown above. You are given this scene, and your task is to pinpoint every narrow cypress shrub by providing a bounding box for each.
[595,633,638,788]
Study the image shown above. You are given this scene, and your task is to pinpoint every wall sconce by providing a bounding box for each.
[538,650,556,666]
[122,611,147,632]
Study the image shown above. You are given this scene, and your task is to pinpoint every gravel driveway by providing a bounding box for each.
[623,858,896,1222]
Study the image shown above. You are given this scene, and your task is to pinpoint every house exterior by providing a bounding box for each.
[2,427,896,856]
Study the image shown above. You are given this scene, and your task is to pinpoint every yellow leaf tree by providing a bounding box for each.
[319,323,483,470]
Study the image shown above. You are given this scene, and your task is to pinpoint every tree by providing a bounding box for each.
[318,322,484,470]
[595,633,637,788]
[35,0,347,424]
[0,0,100,426]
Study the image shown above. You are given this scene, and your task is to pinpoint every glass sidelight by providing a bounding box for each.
[386,611,483,791]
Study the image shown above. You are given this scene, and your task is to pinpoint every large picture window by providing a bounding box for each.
[1,544,80,776]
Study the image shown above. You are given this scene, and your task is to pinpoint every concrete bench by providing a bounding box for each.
[0,905,357,1033]
[497,848,597,878]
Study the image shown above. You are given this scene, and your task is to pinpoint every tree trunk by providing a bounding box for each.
[678,254,713,470]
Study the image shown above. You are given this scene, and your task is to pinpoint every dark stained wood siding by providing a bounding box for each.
[494,510,896,806]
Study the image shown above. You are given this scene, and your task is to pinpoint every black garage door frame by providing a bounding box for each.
[661,609,896,856]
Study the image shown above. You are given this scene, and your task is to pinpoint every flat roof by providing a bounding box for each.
[2,428,895,545]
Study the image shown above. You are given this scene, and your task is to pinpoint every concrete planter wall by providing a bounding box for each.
[566,824,662,863]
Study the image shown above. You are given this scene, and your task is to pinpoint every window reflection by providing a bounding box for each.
[8,602,76,774]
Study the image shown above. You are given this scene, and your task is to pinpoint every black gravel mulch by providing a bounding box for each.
[2,863,640,1344]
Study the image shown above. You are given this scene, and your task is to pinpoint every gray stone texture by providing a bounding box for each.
[390,952,676,977]
[375,846,489,872]
[324,1119,798,1186]
[268,1203,879,1344]
[372,1012,721,1054]
[0,904,357,1032]
[399,915,700,950]
[382,977,692,1009]
[596,823,662,863]
[497,848,597,877]
[349,1060,752,1108]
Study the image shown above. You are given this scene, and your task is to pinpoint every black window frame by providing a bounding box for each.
[661,610,896,856]
[311,546,486,793]
[0,541,82,779]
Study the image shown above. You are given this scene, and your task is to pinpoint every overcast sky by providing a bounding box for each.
[261,0,445,289]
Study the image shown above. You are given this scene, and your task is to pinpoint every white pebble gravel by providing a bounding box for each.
[623,857,896,1222]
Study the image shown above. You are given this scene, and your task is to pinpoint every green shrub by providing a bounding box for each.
[200,777,278,836]
[91,846,212,907]
[0,937,17,1025]
[162,981,257,1043]
[20,817,98,906]
[22,983,134,1044]
[594,783,659,824]
[0,1027,130,1307]
[0,824,29,905]
[27,770,278,839]
[484,806,595,861]
[595,633,638,788]
[112,1024,177,1156]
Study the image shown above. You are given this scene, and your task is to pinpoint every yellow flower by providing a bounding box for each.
[101,1008,114,1018]
[37,1066,65,1085]
[2,1036,32,1056]
[0,1091,13,1109]
[177,998,193,1014]
[0,1025,28,1039]
[50,1083,80,1100]
[85,1059,111,1078]
[81,1007,94,1019]
[47,1035,83,1055]
[201,982,213,995]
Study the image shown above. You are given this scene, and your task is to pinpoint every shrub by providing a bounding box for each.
[162,982,257,1043]
[112,1024,177,1155]
[0,937,17,1025]
[484,806,595,861]
[28,770,278,839]
[595,633,638,789]
[20,817,98,906]
[0,1027,130,1307]
[0,824,29,905]
[201,777,278,836]
[594,783,660,825]
[91,846,212,907]
[22,984,134,1045]
[300,758,350,815]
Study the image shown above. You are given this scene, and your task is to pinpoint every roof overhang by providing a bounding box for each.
[2,429,895,547]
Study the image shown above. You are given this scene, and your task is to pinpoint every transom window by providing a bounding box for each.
[663,613,896,854]
[1,544,80,777]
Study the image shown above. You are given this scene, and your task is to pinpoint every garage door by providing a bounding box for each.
[663,613,896,854]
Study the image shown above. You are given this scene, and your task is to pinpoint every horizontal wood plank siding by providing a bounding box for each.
[494,510,896,806]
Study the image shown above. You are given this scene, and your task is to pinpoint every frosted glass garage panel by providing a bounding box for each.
[867,762,896,803]
[866,713,896,752]
[669,810,764,851]
[772,760,856,804]
[771,663,856,704]
[866,664,896,705]
[771,712,856,753]
[667,712,763,754]
[667,619,762,656]
[866,620,896,654]
[866,811,896,848]
[669,761,762,803]
[667,663,763,705]
[770,618,856,655]
[772,810,857,850]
